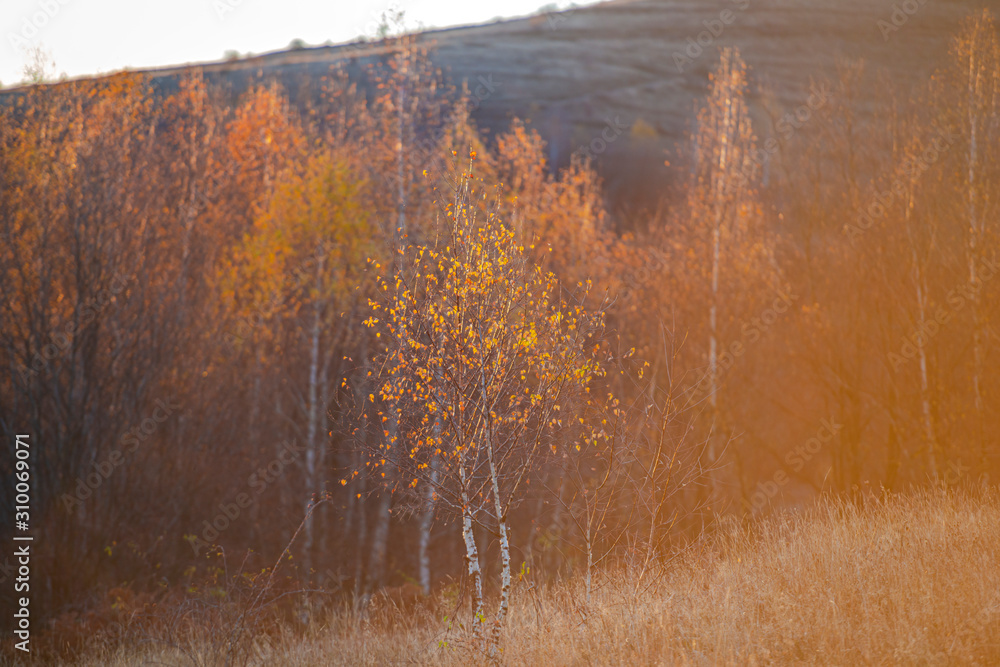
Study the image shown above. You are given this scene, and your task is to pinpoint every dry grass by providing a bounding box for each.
[67,487,1000,666]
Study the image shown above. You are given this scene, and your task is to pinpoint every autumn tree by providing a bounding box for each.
[355,170,609,646]
[679,48,777,504]
[495,119,610,289]
[933,10,1000,471]
[349,34,456,594]
[552,337,704,604]
[219,146,376,582]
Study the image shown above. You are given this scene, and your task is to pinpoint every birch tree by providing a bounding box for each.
[361,33,453,595]
[684,48,769,500]
[354,172,609,647]
[892,115,944,481]
[936,11,1000,468]
[223,150,375,579]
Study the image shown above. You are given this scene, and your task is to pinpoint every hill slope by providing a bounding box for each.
[1,1,990,205]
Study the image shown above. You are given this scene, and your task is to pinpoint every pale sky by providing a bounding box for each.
[1,0,598,87]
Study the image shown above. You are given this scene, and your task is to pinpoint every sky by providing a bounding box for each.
[1,0,599,87]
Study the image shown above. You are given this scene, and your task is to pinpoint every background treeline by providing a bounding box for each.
[1,10,998,638]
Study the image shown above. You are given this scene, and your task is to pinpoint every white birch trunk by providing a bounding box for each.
[584,522,593,605]
[367,45,410,596]
[487,435,511,646]
[303,251,324,579]
[904,183,939,482]
[708,212,721,491]
[706,64,736,500]
[966,57,986,465]
[913,258,939,482]
[459,461,484,634]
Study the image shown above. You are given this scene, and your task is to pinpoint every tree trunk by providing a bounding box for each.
[707,198,722,502]
[352,462,368,606]
[966,83,986,468]
[584,522,593,605]
[486,435,511,647]
[459,462,484,635]
[417,454,440,595]
[706,75,736,503]
[367,379,399,595]
[912,256,938,482]
[367,470,393,594]
[303,251,325,581]
[303,323,318,574]
[904,183,939,482]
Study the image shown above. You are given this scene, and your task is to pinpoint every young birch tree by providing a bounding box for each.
[936,11,1000,469]
[685,48,764,500]
[896,130,942,481]
[360,32,452,596]
[222,150,375,579]
[354,171,608,647]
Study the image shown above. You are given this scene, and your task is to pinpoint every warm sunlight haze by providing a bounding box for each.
[2,0,1000,664]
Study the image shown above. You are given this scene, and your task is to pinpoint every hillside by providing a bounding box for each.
[2,0,988,209]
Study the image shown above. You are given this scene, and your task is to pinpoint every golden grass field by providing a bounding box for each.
[61,486,1000,666]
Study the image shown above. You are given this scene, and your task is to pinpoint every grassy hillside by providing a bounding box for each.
[1,0,987,211]
[59,487,1000,665]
